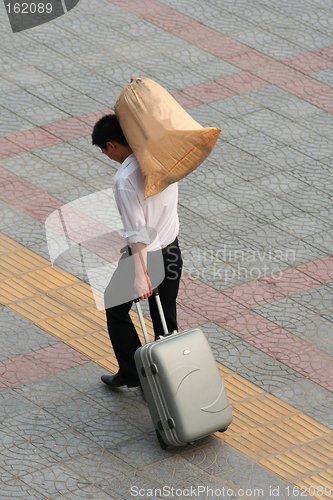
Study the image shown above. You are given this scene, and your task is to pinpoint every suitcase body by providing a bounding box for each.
[134,293,233,448]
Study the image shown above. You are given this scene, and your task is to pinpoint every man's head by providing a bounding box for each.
[92,114,132,163]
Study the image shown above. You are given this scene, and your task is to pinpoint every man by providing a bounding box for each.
[92,114,183,389]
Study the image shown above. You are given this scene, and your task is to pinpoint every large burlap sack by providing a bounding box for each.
[114,78,221,199]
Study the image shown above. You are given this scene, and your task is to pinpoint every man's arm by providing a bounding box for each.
[131,242,153,299]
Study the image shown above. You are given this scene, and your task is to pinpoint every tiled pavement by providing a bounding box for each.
[1,0,333,498]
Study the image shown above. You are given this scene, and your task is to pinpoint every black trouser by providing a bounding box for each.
[104,238,183,381]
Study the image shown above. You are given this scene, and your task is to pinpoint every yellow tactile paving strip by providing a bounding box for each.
[0,233,332,498]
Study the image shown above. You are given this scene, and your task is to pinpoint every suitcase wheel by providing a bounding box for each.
[218,428,228,433]
[155,429,167,450]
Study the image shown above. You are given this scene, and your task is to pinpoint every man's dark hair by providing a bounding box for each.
[92,114,129,150]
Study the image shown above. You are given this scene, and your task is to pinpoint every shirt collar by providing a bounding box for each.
[114,153,135,181]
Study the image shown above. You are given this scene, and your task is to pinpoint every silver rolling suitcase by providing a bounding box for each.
[134,290,233,449]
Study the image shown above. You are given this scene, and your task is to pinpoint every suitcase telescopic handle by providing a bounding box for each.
[134,288,169,345]
[152,288,169,337]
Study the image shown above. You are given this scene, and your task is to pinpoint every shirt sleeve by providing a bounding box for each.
[115,187,151,246]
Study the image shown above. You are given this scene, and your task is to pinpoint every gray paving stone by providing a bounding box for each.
[218,462,311,500]
[293,10,333,31]
[208,95,264,119]
[178,178,240,217]
[301,110,333,138]
[205,323,303,392]
[18,461,105,499]
[0,88,46,112]
[132,455,240,498]
[177,206,240,249]
[0,476,49,500]
[241,197,303,222]
[234,222,297,248]
[264,123,322,147]
[288,137,333,161]
[248,88,321,119]
[15,104,72,128]
[302,227,333,253]
[278,313,333,356]
[227,26,285,47]
[278,186,333,213]
[283,162,333,191]
[271,379,333,430]
[271,213,332,239]
[0,306,59,361]
[252,172,310,196]
[217,146,282,181]
[180,244,241,289]
[24,81,83,103]
[289,285,333,315]
[239,108,295,133]
[0,388,50,427]
[254,297,317,328]
[13,372,87,403]
[50,95,107,117]
[0,108,36,136]
[228,131,287,156]
[0,432,60,479]
[189,161,244,190]
[0,77,22,95]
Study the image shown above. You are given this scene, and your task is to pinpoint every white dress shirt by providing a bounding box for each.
[114,154,179,252]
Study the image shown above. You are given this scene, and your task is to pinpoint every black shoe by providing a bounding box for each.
[101,373,140,389]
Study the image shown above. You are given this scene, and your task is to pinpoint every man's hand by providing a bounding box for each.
[134,268,153,299]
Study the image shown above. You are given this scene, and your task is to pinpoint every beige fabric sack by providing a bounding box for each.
[114,78,221,199]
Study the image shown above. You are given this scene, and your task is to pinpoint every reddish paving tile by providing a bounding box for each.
[171,90,204,108]
[218,72,268,93]
[251,62,303,85]
[0,138,28,160]
[182,80,236,105]
[178,281,249,322]
[176,27,221,45]
[298,256,333,284]
[43,117,92,142]
[221,280,286,308]
[0,356,50,389]
[24,343,90,374]
[174,303,209,330]
[226,51,273,71]
[259,267,323,296]
[283,53,333,74]
[6,128,62,152]
[316,46,333,62]
[0,343,89,392]
[279,75,332,97]
[305,88,333,113]
[109,0,151,16]
[215,310,275,336]
[199,37,250,61]
[0,168,63,222]
[178,273,221,303]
